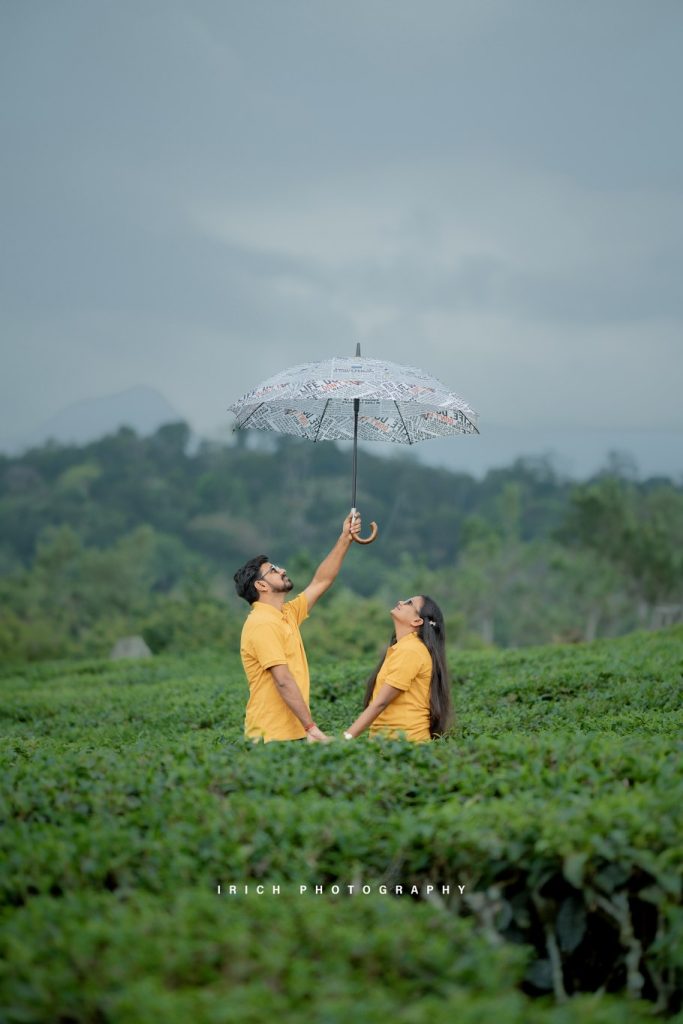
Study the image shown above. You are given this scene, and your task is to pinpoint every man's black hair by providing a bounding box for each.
[234,555,269,606]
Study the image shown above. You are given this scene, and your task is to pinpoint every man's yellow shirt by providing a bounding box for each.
[240,593,310,742]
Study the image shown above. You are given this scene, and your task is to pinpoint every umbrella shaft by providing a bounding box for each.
[352,398,359,509]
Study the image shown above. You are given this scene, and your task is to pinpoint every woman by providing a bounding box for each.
[342,595,452,742]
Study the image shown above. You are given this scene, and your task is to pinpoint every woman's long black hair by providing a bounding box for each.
[363,595,453,738]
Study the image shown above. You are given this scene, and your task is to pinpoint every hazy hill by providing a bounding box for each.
[2,386,183,453]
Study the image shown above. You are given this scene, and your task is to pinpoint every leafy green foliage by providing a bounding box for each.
[561,476,683,607]
[2,427,681,662]
[1,628,681,1020]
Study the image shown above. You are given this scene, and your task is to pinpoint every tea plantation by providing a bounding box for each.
[1,627,682,1023]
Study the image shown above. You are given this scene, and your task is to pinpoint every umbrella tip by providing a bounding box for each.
[355,342,361,357]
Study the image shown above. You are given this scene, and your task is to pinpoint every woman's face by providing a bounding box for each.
[391,595,424,628]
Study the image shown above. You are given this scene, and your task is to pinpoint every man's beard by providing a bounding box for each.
[270,576,294,593]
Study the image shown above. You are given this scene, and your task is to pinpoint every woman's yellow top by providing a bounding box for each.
[369,632,432,742]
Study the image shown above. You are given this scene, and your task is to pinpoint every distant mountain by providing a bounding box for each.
[3,386,187,454]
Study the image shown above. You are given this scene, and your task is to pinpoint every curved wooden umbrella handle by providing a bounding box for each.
[352,521,378,545]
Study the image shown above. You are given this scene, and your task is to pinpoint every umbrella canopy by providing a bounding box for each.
[229,355,479,444]
[229,351,479,544]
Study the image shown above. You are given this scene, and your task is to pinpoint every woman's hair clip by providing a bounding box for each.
[429,619,436,627]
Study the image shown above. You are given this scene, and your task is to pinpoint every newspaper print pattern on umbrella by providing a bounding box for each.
[229,357,479,444]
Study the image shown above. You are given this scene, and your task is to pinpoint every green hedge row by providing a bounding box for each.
[1,627,682,1020]
[0,890,668,1024]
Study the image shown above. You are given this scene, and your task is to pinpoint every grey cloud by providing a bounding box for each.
[1,0,682,474]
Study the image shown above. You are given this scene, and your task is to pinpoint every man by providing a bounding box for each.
[233,511,362,743]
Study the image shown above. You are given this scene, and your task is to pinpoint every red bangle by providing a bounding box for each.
[304,721,317,732]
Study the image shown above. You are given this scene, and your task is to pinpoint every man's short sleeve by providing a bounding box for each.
[249,621,288,671]
[284,592,309,627]
[383,646,426,692]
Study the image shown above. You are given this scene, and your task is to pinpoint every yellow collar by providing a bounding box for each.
[392,631,421,649]
[250,601,285,619]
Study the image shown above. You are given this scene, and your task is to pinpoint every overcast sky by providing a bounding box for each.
[2,1,682,478]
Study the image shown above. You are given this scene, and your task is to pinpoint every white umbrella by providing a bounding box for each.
[229,345,479,544]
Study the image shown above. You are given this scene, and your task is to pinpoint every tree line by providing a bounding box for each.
[0,423,681,661]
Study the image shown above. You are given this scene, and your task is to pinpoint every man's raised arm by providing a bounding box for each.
[302,511,362,611]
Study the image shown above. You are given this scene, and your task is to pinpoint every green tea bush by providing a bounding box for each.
[1,627,682,1021]
[1,890,669,1024]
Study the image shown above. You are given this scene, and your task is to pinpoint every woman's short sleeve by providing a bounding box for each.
[382,646,428,692]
